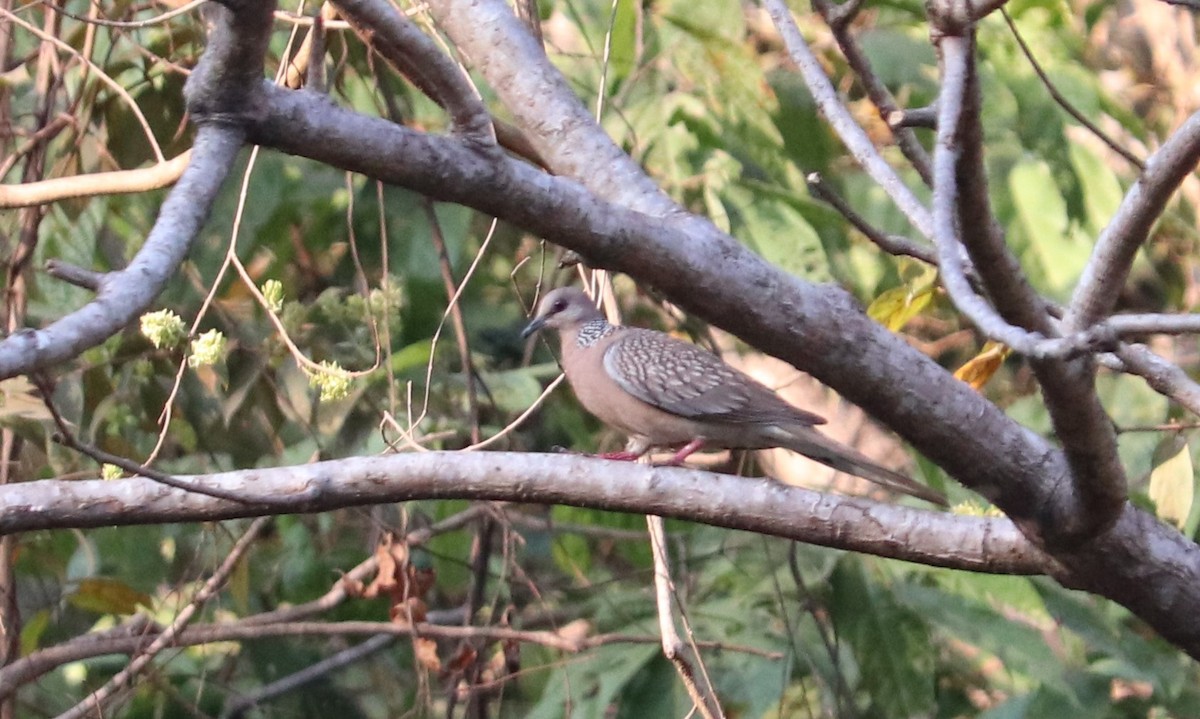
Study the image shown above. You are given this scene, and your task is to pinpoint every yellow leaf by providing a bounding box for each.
[954,341,1012,391]
[1150,439,1194,529]
[68,578,152,616]
[867,283,935,332]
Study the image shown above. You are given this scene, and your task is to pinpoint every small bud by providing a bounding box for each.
[309,360,352,402]
[188,329,227,367]
[261,279,285,313]
[101,464,123,480]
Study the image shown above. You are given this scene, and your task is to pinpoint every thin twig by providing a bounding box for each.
[33,374,317,507]
[1117,421,1200,433]
[223,634,395,718]
[56,517,271,719]
[647,515,724,719]
[810,0,934,184]
[424,200,482,445]
[806,173,937,264]
[763,0,933,239]
[887,106,938,129]
[38,0,203,28]
[787,544,857,718]
[0,152,191,209]
[43,260,103,291]
[1000,9,1143,170]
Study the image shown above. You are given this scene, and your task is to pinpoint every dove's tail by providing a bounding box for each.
[773,425,948,506]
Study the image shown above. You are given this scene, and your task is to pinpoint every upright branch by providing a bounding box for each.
[1066,111,1200,331]
[0,0,279,380]
[809,0,935,185]
[929,22,1126,542]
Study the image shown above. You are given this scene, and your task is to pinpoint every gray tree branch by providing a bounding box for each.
[0,453,1052,576]
[931,30,1126,539]
[3,0,1200,664]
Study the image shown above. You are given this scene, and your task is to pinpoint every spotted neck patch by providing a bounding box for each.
[575,319,617,348]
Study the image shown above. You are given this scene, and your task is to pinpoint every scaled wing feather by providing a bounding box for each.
[603,329,825,426]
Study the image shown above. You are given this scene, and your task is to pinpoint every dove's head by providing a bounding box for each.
[521,287,604,338]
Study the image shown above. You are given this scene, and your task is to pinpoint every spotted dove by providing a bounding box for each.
[521,286,947,506]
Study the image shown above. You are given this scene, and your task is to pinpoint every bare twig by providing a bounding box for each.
[810,0,934,185]
[887,106,938,129]
[1117,421,1200,433]
[40,0,204,29]
[56,517,270,719]
[43,260,103,292]
[424,200,482,445]
[763,0,934,238]
[0,152,191,209]
[647,515,724,719]
[1000,9,1143,170]
[222,634,396,718]
[787,544,857,717]
[806,173,937,264]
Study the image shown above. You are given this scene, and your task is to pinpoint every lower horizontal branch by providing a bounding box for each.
[0,452,1052,576]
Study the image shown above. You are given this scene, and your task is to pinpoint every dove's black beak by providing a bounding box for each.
[520,316,546,340]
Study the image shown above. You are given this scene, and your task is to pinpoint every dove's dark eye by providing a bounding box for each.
[550,299,567,314]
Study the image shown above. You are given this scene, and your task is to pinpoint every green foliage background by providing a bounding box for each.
[3,0,1200,715]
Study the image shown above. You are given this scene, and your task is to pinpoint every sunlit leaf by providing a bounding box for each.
[954,341,1013,390]
[867,267,938,332]
[1149,436,1194,529]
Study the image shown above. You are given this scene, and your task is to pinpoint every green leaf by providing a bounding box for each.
[604,0,638,90]
[526,643,659,719]
[1067,142,1123,236]
[831,558,936,716]
[1009,158,1085,298]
